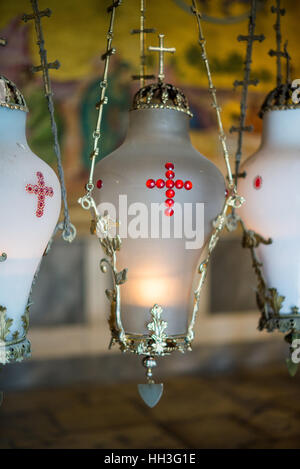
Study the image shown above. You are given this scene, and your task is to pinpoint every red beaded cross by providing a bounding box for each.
[25,171,54,218]
[146,163,193,216]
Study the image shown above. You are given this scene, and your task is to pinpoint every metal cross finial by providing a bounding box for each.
[148,34,176,83]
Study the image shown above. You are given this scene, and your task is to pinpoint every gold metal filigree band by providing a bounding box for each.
[131,103,193,117]
[0,76,29,113]
[0,102,29,112]
[0,338,31,365]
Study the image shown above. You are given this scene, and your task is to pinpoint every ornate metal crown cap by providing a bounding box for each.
[0,76,28,113]
[132,82,193,117]
[259,5,299,118]
[259,83,300,118]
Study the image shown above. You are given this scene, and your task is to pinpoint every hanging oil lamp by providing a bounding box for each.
[94,32,225,338]
[0,0,76,369]
[0,76,61,364]
[79,0,242,406]
[238,0,300,373]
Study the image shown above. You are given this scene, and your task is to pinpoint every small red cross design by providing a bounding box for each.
[25,171,54,218]
[146,163,192,216]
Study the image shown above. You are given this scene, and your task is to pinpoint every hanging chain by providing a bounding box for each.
[0,32,10,392]
[78,0,122,217]
[131,0,155,87]
[23,0,76,243]
[230,0,265,188]
[138,0,147,88]
[0,38,7,261]
[186,0,245,341]
[227,0,263,227]
[191,0,234,189]
[283,41,291,85]
[228,1,272,288]
[269,0,286,88]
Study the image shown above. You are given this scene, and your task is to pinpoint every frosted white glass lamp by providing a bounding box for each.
[0,76,61,364]
[78,9,236,406]
[94,84,225,341]
[238,81,300,351]
[90,80,226,407]
[239,107,300,312]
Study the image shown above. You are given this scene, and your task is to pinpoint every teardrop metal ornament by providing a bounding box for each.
[138,383,164,408]
[138,355,163,407]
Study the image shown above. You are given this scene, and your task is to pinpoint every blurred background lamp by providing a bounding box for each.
[238,0,300,375]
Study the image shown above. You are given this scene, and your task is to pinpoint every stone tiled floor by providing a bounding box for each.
[1,365,300,449]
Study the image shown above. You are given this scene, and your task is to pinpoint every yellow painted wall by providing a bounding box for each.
[1,0,299,89]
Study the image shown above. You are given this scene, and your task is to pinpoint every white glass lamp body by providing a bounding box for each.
[94,108,225,335]
[239,108,300,313]
[0,106,61,350]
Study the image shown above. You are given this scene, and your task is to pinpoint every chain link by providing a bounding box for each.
[191,0,234,189]
[79,1,122,217]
